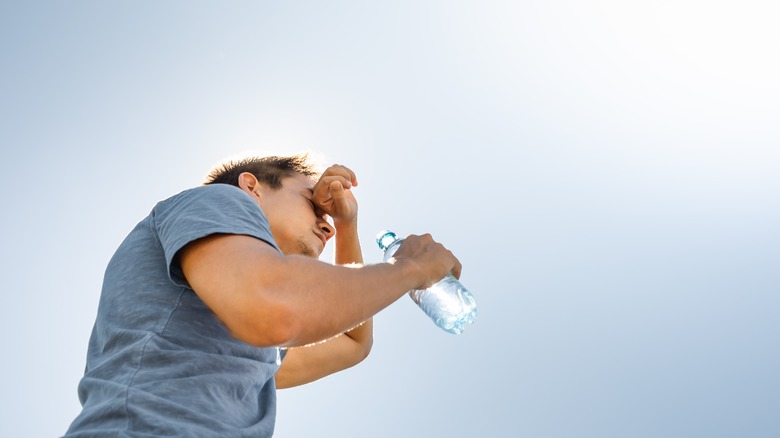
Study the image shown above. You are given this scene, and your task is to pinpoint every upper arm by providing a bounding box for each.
[178,233,295,347]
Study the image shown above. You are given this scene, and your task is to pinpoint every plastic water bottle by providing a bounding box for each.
[376,230,477,334]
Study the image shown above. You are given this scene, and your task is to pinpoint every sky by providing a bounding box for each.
[1,1,779,437]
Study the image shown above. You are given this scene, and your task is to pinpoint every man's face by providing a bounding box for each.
[256,173,334,258]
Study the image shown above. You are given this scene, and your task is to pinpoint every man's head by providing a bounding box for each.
[205,154,334,258]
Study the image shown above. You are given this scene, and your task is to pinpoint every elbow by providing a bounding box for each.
[346,319,374,365]
[351,332,373,366]
[344,336,372,370]
[359,336,373,362]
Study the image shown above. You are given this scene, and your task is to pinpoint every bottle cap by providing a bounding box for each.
[375,230,398,251]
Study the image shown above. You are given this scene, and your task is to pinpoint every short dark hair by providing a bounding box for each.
[204,154,319,189]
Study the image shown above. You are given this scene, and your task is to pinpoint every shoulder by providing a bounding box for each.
[151,184,279,282]
[152,184,261,218]
[160,184,252,207]
[151,183,272,240]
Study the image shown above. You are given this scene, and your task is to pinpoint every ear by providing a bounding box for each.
[237,172,262,200]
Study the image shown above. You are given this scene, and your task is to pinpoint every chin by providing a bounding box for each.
[295,238,320,258]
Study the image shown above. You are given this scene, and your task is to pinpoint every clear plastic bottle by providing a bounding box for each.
[376,230,477,334]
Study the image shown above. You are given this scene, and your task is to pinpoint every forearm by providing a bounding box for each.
[333,220,362,265]
[333,220,373,355]
[245,241,419,347]
[275,331,371,389]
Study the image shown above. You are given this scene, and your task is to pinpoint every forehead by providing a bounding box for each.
[280,173,316,192]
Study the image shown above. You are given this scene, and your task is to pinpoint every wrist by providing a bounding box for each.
[333,216,357,230]
[333,218,363,265]
[333,218,358,234]
[388,257,426,291]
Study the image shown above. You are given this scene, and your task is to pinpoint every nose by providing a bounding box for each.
[318,218,335,240]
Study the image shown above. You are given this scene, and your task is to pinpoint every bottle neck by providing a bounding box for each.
[382,238,403,261]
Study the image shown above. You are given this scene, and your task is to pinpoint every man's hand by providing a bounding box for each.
[391,234,463,289]
[311,164,358,227]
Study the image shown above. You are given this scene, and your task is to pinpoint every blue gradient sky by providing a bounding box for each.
[2,1,779,437]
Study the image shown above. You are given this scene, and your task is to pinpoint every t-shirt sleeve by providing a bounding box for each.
[151,184,279,287]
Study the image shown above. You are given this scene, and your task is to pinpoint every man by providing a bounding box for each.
[64,154,461,437]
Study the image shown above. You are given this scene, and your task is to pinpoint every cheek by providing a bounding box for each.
[274,215,308,238]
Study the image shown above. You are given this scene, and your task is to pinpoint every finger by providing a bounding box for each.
[324,164,358,187]
[450,256,463,280]
[318,175,352,190]
[311,184,331,204]
[340,165,358,187]
[312,177,350,203]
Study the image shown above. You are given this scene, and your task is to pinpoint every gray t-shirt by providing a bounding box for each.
[65,184,286,437]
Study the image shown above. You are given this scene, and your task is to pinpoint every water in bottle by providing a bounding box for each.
[376,230,477,334]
